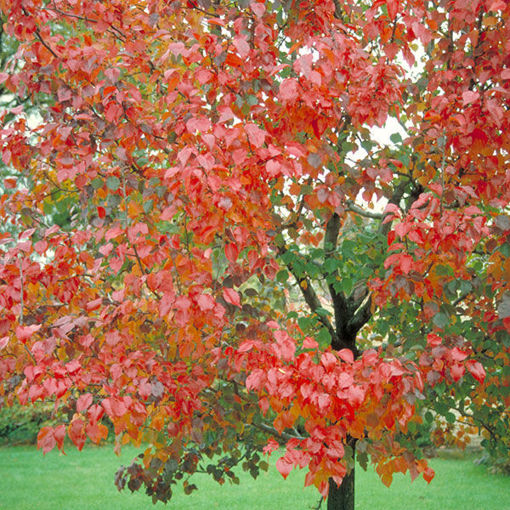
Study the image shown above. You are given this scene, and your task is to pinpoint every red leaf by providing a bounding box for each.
[54,425,66,451]
[88,404,105,424]
[223,288,241,307]
[245,123,266,148]
[246,368,265,390]
[37,427,56,454]
[386,0,400,20]
[488,0,506,11]
[104,102,122,123]
[225,243,238,262]
[251,1,265,16]
[86,421,109,444]
[427,334,442,347]
[321,352,337,371]
[450,347,468,362]
[422,466,435,483]
[466,360,485,383]
[450,363,465,382]
[262,439,280,455]
[400,254,413,274]
[68,418,86,450]
[234,36,250,58]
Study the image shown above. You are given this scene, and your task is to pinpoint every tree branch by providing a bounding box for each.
[378,180,409,237]
[251,421,305,443]
[323,213,354,351]
[347,294,372,334]
[277,244,339,346]
[345,200,383,219]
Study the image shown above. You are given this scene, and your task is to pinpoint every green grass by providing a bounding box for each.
[1,445,509,509]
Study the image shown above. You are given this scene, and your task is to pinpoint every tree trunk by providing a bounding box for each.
[327,464,354,510]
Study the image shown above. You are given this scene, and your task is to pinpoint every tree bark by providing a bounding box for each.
[327,464,354,510]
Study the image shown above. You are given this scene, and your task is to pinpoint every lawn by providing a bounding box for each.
[1,445,509,510]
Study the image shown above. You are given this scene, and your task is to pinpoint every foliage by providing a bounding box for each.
[0,401,59,444]
[0,0,509,509]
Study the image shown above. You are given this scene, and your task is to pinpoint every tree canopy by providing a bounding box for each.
[0,0,509,508]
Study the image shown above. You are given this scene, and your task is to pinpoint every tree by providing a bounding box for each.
[0,0,509,509]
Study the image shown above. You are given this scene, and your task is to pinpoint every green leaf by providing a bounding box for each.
[106,176,121,191]
[390,132,402,144]
[143,199,153,214]
[341,277,353,296]
[342,240,356,259]
[499,243,510,258]
[445,412,456,424]
[91,177,104,189]
[432,312,449,329]
[360,140,375,151]
[436,264,454,277]
[324,258,339,274]
[276,269,289,283]
[297,316,313,331]
[357,450,369,471]
[317,327,331,348]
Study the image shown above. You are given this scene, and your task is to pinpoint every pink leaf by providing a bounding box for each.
[279,78,299,103]
[223,288,241,307]
[245,123,266,148]
[462,90,479,106]
[77,393,93,413]
[276,457,293,479]
[16,324,42,342]
[250,1,265,17]
[0,336,9,350]
[197,294,215,311]
[338,349,354,363]
[466,360,485,383]
[303,337,318,349]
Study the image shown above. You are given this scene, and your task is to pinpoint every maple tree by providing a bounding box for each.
[0,0,509,509]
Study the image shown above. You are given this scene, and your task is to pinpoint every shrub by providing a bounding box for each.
[0,400,60,445]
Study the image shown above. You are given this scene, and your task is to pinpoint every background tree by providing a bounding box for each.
[0,1,508,509]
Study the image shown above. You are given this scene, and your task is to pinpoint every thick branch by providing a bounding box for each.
[347,295,372,334]
[324,213,354,351]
